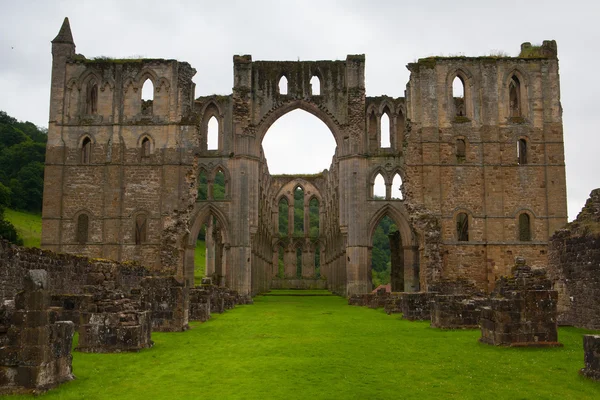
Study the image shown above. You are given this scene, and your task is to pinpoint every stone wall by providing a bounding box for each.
[581,335,600,381]
[0,240,150,303]
[0,270,74,395]
[548,189,600,329]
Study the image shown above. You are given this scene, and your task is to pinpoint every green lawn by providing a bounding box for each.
[10,294,600,399]
[3,208,41,248]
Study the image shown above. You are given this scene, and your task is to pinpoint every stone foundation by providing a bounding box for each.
[189,288,211,322]
[401,292,436,321]
[140,276,189,332]
[580,335,600,381]
[479,259,561,347]
[430,295,489,329]
[0,270,74,395]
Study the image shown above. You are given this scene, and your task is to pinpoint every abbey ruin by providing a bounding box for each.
[42,18,567,297]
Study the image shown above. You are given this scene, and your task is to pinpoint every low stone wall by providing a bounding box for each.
[0,270,74,395]
[581,335,600,381]
[480,260,561,347]
[270,278,327,290]
[140,276,189,332]
[348,292,390,309]
[0,240,150,303]
[189,288,211,322]
[401,292,436,321]
[430,295,489,329]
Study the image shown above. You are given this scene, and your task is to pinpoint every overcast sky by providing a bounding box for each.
[1,0,598,221]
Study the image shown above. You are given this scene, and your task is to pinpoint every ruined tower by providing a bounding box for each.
[42,18,567,296]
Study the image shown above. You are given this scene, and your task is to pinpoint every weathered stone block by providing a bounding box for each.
[581,335,600,381]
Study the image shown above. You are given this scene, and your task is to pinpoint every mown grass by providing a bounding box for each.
[9,294,600,400]
[3,209,41,248]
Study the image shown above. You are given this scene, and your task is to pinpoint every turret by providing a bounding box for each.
[49,17,75,124]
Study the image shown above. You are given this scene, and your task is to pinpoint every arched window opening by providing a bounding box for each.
[517,139,528,165]
[141,79,154,115]
[509,76,521,118]
[391,174,403,200]
[197,170,208,201]
[135,214,147,245]
[141,137,151,158]
[314,243,321,278]
[456,138,466,161]
[87,82,98,115]
[262,109,336,174]
[310,75,321,96]
[207,116,219,150]
[456,213,469,242]
[76,214,89,244]
[294,186,304,235]
[278,244,285,278]
[279,75,288,95]
[380,110,391,148]
[518,213,531,241]
[452,76,466,117]
[373,173,385,199]
[371,215,398,289]
[213,169,226,200]
[81,137,92,164]
[296,247,302,278]
[309,198,319,237]
[278,198,289,236]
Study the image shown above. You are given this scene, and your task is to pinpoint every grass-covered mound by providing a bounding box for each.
[3,208,41,248]
[10,294,600,399]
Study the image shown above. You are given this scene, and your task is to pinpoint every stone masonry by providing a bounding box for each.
[548,188,600,329]
[0,270,74,395]
[581,335,600,381]
[42,18,567,297]
[479,258,561,347]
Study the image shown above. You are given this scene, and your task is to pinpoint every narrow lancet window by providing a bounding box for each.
[135,214,147,244]
[457,213,469,242]
[310,75,321,96]
[81,137,92,164]
[87,82,98,115]
[509,76,521,118]
[76,214,89,244]
[452,76,465,117]
[279,75,288,95]
[141,137,151,158]
[373,173,385,199]
[207,116,219,150]
[517,139,527,165]
[391,174,403,200]
[518,213,531,241]
[213,169,226,200]
[456,139,466,161]
[141,79,154,115]
[380,110,391,148]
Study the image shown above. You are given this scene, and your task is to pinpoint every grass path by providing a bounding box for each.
[3,209,41,248]
[10,294,600,399]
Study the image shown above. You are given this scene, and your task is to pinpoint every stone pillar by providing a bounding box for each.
[205,218,215,277]
[346,246,370,295]
[287,202,294,236]
[284,245,296,277]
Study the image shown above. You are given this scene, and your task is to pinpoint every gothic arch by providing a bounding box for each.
[367,203,415,247]
[135,69,159,88]
[503,67,529,118]
[446,67,475,119]
[255,100,342,149]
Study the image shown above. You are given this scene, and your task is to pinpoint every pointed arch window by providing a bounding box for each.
[380,109,391,148]
[517,139,528,165]
[207,116,219,150]
[87,81,98,115]
[456,138,466,161]
[197,170,208,201]
[294,186,304,235]
[76,214,89,244]
[141,79,154,115]
[391,173,403,200]
[452,76,466,117]
[141,137,151,158]
[279,75,288,95]
[81,137,92,164]
[309,197,319,237]
[278,197,289,236]
[213,169,226,200]
[518,213,531,241]
[310,75,321,96]
[456,213,469,242]
[135,214,147,244]
[373,173,385,199]
[509,76,521,118]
